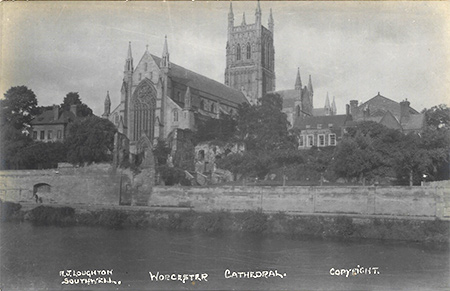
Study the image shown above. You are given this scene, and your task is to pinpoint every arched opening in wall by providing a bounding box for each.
[246,43,251,59]
[33,183,51,203]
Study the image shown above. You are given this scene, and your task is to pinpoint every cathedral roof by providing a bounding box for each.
[150,54,248,106]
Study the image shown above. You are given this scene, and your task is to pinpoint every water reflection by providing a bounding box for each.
[1,222,448,290]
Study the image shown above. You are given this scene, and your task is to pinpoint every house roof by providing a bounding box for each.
[293,114,351,129]
[401,114,425,131]
[357,93,419,117]
[30,109,76,125]
[150,54,248,106]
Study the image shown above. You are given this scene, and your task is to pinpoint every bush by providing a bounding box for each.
[28,206,75,225]
[0,200,22,221]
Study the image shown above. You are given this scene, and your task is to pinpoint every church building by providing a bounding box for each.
[103,38,248,157]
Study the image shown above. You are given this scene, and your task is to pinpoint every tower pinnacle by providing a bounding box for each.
[161,35,170,68]
[295,68,302,90]
[268,8,274,32]
[124,41,134,72]
[242,12,246,26]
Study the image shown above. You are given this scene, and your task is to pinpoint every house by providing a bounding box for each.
[348,92,425,134]
[30,105,78,142]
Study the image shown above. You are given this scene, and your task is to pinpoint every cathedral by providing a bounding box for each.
[102,2,333,158]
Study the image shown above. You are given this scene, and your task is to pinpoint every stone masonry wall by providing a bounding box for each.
[150,185,449,219]
[0,165,121,205]
[1,168,448,219]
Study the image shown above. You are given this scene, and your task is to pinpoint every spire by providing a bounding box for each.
[325,92,330,108]
[332,96,337,115]
[124,41,134,72]
[184,86,192,109]
[102,91,111,118]
[308,75,313,93]
[241,12,246,26]
[255,0,261,26]
[127,41,132,59]
[105,91,111,105]
[161,35,170,68]
[268,8,274,32]
[228,2,234,28]
[295,68,302,91]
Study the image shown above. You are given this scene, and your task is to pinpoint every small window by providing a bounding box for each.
[145,63,148,71]
[318,134,325,147]
[173,110,178,122]
[307,135,314,147]
[298,135,305,148]
[200,100,205,110]
[57,130,62,139]
[33,131,37,140]
[40,131,45,140]
[329,134,336,146]
[177,92,181,102]
[296,105,301,117]
[211,103,215,113]
[47,130,53,140]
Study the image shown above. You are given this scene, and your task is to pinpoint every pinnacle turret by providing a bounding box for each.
[308,75,313,93]
[268,8,274,32]
[124,41,134,72]
[161,36,170,68]
[295,68,302,91]
[242,12,246,26]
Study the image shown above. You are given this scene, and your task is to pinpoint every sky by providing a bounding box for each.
[1,1,449,115]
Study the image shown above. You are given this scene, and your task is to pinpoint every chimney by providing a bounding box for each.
[400,99,410,123]
[53,104,59,121]
[346,104,350,116]
[70,104,77,116]
[349,100,358,116]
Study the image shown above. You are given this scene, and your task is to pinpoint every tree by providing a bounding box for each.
[65,116,116,165]
[1,86,38,130]
[235,93,295,151]
[0,123,33,169]
[60,92,93,117]
[193,113,237,145]
[423,104,450,130]
[153,139,171,166]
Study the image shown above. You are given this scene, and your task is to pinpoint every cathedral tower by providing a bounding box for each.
[225,1,275,104]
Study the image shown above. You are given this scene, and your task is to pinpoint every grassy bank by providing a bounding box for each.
[1,200,448,244]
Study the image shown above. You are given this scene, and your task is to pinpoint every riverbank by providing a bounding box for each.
[1,200,448,244]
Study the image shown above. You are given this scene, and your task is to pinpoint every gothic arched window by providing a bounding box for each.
[236,44,241,61]
[131,80,157,141]
[173,109,178,122]
[246,43,251,59]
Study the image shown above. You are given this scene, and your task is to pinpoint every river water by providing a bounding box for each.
[1,221,448,291]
